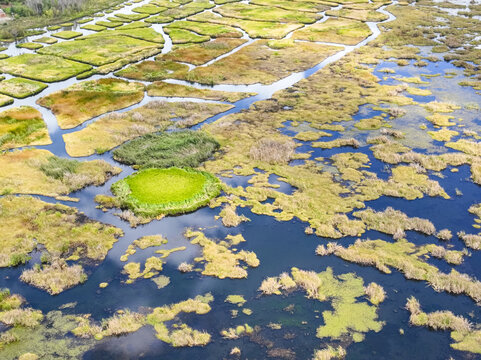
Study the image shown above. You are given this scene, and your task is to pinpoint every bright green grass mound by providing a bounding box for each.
[112,130,219,169]
[112,167,220,217]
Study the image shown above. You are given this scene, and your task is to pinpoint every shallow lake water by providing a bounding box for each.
[1,0,481,358]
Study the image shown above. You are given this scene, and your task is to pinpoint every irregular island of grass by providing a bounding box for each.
[259,267,384,344]
[112,130,220,169]
[0,148,121,197]
[37,78,145,129]
[97,167,221,223]
[0,106,51,150]
[184,229,259,279]
[0,195,122,293]
[316,239,479,302]
[72,293,213,347]
[63,100,232,157]
[406,296,481,354]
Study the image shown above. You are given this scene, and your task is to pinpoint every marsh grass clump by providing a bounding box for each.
[178,262,194,273]
[113,131,220,169]
[405,296,481,354]
[185,229,259,279]
[364,283,386,305]
[437,229,453,241]
[380,128,404,139]
[218,203,250,227]
[312,138,360,149]
[312,346,346,360]
[353,207,436,238]
[110,167,221,219]
[249,138,295,164]
[152,275,170,289]
[225,295,246,307]
[169,324,211,347]
[73,311,145,340]
[20,260,87,295]
[458,231,481,250]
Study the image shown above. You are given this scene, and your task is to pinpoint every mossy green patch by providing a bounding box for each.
[37,78,145,129]
[111,167,221,217]
[0,78,47,99]
[0,106,50,149]
[0,54,91,82]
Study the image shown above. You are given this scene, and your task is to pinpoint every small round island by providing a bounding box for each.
[111,167,221,218]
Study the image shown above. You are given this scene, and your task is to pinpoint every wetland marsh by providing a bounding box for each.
[0,0,481,358]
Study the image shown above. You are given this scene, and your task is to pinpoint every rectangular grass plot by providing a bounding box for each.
[0,78,47,98]
[37,34,161,66]
[0,54,92,82]
[52,31,83,39]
